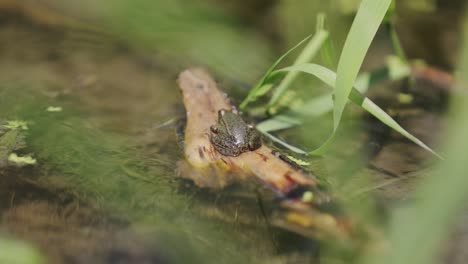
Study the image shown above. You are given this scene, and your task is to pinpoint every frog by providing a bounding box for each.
[209,109,262,157]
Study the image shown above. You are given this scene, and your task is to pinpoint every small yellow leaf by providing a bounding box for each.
[8,153,37,165]
[46,106,63,112]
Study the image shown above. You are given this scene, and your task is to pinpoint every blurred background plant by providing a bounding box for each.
[0,238,45,264]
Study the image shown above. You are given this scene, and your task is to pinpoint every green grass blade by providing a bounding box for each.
[240,35,312,109]
[256,115,302,132]
[333,0,391,129]
[291,56,410,116]
[258,130,308,155]
[275,63,441,158]
[268,30,329,108]
[276,64,336,96]
[256,115,306,154]
[350,90,442,159]
[292,93,334,117]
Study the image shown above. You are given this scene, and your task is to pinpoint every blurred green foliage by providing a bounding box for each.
[370,17,468,264]
[0,238,45,264]
[46,0,275,82]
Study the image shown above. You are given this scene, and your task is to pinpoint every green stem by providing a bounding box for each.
[388,21,407,63]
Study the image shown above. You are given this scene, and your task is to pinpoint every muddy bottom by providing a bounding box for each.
[0,169,168,264]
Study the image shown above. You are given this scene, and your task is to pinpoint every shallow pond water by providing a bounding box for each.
[0,2,463,264]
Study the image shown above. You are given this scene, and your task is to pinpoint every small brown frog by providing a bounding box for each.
[210,109,261,157]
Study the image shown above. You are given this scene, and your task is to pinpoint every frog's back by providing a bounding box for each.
[223,113,248,145]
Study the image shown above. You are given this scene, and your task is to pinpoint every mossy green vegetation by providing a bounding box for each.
[0,86,280,263]
[0,121,28,163]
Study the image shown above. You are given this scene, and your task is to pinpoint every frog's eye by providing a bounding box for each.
[247,124,254,129]
[210,125,219,133]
